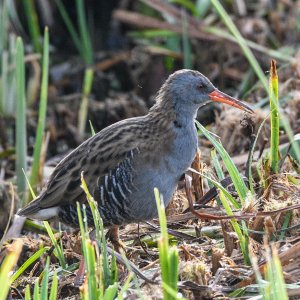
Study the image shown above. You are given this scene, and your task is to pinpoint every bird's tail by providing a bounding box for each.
[18,197,59,221]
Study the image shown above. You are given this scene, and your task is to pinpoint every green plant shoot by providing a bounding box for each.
[269,59,279,173]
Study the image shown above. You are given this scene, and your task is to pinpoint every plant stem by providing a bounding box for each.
[29,27,49,199]
[269,60,279,173]
[15,37,27,200]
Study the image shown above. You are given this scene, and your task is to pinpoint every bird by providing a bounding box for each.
[18,69,253,245]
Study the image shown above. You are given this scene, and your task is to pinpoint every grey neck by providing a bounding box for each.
[173,97,199,128]
[149,91,199,128]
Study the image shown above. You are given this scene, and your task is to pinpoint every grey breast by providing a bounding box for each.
[125,121,198,222]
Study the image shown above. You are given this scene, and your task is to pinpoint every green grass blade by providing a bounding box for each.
[33,279,39,300]
[15,37,27,200]
[76,0,93,64]
[43,221,66,268]
[196,120,248,204]
[10,247,49,284]
[211,149,225,180]
[181,10,192,69]
[110,253,118,285]
[22,0,41,53]
[128,29,178,39]
[0,51,8,114]
[168,246,179,293]
[249,250,266,298]
[210,0,268,92]
[55,0,84,59]
[1,34,17,115]
[195,0,211,18]
[86,239,98,299]
[89,120,96,136]
[80,174,111,288]
[271,247,288,300]
[103,283,118,300]
[0,239,23,300]
[154,188,179,300]
[29,27,49,199]
[0,1,8,56]
[24,285,31,300]
[40,258,50,300]
[204,26,294,63]
[116,272,135,300]
[76,203,89,300]
[170,0,197,16]
[49,271,58,300]
[161,282,182,299]
[0,1,10,114]
[78,67,94,136]
[23,168,36,199]
[191,168,240,208]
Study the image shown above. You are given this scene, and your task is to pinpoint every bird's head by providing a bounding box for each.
[158,69,253,114]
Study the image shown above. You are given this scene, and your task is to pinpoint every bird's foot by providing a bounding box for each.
[106,225,126,254]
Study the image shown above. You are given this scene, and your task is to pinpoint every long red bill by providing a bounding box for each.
[209,90,253,114]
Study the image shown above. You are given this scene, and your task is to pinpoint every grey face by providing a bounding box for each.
[167,69,216,106]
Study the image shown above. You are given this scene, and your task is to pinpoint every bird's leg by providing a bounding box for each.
[106,225,126,253]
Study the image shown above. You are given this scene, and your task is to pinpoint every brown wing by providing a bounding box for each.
[18,116,147,216]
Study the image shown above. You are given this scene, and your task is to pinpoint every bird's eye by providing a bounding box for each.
[197,84,204,89]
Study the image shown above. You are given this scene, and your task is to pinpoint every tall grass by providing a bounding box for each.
[44,221,67,269]
[210,0,268,92]
[23,258,58,300]
[10,246,50,285]
[204,26,293,63]
[0,0,17,116]
[181,10,192,69]
[0,0,8,113]
[78,67,94,136]
[251,245,288,300]
[0,239,23,300]
[55,0,94,136]
[196,121,249,202]
[15,37,27,200]
[22,0,42,53]
[154,188,180,300]
[29,27,49,199]
[0,1,8,58]
[269,60,279,173]
[55,0,93,65]
[75,0,93,65]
